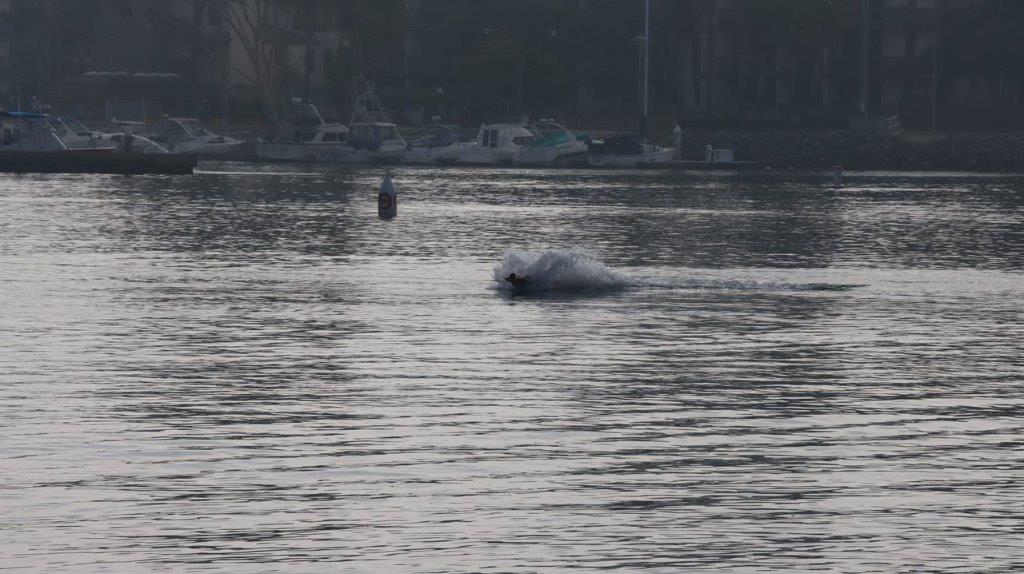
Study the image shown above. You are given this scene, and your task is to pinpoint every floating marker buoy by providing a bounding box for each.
[378,173,397,219]
[832,165,843,187]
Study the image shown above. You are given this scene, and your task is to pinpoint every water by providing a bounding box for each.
[2,166,1022,572]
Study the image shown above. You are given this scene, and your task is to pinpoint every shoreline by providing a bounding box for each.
[672,129,1024,172]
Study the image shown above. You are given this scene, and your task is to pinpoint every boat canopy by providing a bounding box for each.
[588,134,643,155]
[0,111,47,119]
[411,125,464,148]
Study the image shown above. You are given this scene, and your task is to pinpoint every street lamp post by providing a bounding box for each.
[483,28,557,116]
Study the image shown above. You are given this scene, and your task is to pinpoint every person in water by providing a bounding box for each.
[505,272,531,287]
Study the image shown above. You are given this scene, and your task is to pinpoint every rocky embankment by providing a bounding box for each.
[674,130,1024,172]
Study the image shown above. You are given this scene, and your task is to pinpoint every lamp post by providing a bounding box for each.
[483,28,557,115]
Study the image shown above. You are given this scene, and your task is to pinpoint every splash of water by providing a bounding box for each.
[492,248,864,293]
[492,248,632,292]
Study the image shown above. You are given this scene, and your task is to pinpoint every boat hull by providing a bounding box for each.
[587,149,675,168]
[258,142,404,164]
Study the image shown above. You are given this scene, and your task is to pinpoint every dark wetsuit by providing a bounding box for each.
[505,273,530,287]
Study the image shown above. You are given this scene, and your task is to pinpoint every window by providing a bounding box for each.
[2,127,21,145]
[487,130,498,148]
[323,132,337,142]
[481,130,490,147]
[512,136,534,146]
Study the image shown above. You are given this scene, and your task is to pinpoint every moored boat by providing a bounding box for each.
[1,110,74,151]
[513,119,589,166]
[446,122,537,166]
[586,134,674,168]
[257,103,351,162]
[146,117,242,155]
[402,123,466,165]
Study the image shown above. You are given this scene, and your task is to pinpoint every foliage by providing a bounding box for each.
[221,0,290,122]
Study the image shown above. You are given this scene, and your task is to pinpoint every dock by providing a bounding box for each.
[658,160,766,171]
[0,150,197,175]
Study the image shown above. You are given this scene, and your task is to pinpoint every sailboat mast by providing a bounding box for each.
[642,0,651,146]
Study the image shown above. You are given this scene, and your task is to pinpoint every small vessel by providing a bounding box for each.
[1,111,195,174]
[104,121,171,154]
[514,118,589,166]
[344,77,407,163]
[402,122,466,165]
[504,273,532,290]
[257,103,351,162]
[50,116,115,150]
[447,122,536,166]
[586,134,674,168]
[53,118,170,154]
[146,117,241,155]
[0,111,74,151]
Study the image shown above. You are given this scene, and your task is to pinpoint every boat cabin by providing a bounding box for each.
[273,103,350,144]
[0,111,70,151]
[410,125,465,148]
[527,119,576,146]
[349,122,406,151]
[476,123,535,149]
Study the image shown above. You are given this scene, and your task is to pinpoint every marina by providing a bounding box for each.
[2,104,759,174]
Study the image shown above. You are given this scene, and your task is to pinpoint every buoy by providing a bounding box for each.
[832,165,843,187]
[378,173,398,219]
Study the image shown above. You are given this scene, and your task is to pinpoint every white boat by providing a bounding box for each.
[105,121,171,154]
[50,117,116,150]
[264,81,407,164]
[346,122,407,163]
[257,103,351,162]
[513,119,589,166]
[53,118,169,154]
[446,122,537,166]
[146,117,241,154]
[402,124,466,165]
[340,77,407,163]
[0,111,72,151]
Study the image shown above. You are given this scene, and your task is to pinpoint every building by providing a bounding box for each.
[0,0,13,107]
[1,0,229,121]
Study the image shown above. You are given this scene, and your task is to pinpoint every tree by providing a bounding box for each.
[221,0,291,122]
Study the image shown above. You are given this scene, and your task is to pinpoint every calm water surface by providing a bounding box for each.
[2,165,1022,572]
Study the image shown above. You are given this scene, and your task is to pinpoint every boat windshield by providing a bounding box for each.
[50,119,69,137]
[414,126,460,147]
[65,119,92,134]
[182,121,210,137]
[531,123,569,145]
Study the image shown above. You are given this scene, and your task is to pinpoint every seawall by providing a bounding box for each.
[670,130,1024,172]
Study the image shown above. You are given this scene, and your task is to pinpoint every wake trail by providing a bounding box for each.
[492,248,864,294]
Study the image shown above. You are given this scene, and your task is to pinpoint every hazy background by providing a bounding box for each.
[2,0,1022,132]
